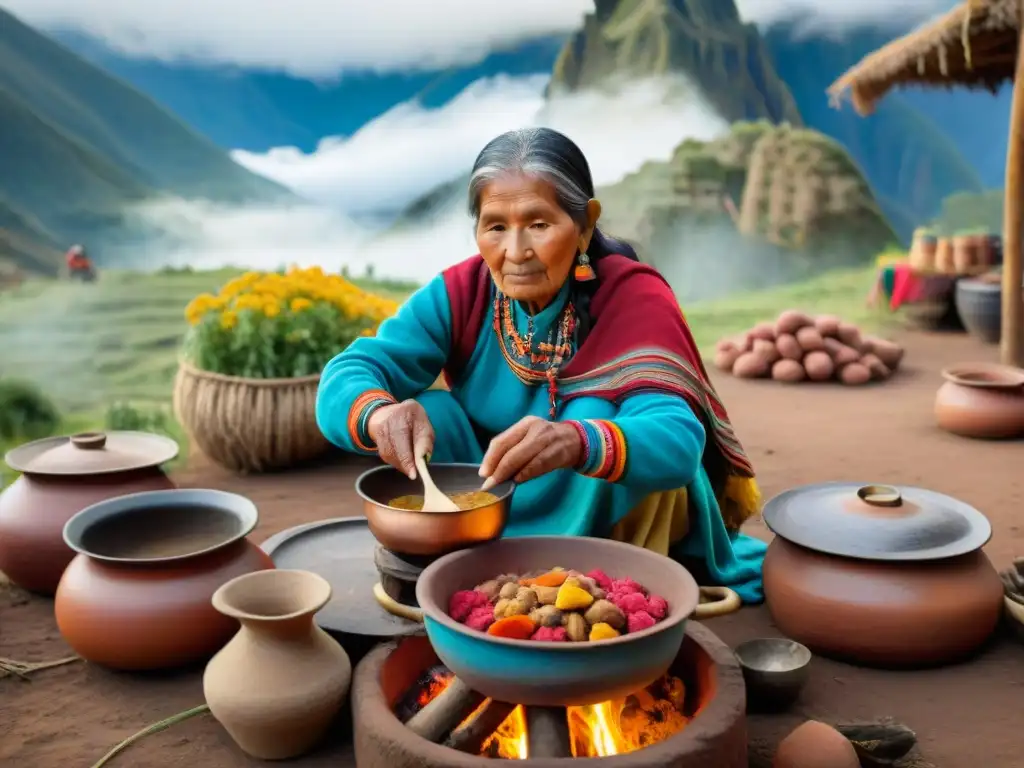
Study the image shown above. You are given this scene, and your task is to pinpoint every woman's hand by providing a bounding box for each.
[367,400,435,479]
[479,416,582,490]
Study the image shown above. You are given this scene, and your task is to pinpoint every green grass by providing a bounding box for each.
[0,267,416,412]
[0,264,890,415]
[0,264,894,488]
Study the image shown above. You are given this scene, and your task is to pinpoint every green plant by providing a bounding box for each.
[104,401,171,433]
[0,378,60,441]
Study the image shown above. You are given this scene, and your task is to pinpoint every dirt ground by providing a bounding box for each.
[2,329,1023,768]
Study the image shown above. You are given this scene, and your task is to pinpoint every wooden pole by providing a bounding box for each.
[1001,5,1024,367]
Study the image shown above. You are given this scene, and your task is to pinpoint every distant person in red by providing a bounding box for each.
[65,244,96,281]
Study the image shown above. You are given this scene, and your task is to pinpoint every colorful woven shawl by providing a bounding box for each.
[441,254,760,529]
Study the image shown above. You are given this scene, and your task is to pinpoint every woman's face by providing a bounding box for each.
[476,174,600,310]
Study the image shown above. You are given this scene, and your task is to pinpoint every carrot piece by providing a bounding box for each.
[486,615,536,640]
[525,571,569,588]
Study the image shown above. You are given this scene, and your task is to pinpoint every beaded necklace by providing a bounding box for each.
[493,292,577,418]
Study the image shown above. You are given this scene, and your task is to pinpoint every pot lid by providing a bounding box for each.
[762,482,992,561]
[4,431,179,476]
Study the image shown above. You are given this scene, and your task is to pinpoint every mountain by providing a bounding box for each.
[40,1,994,242]
[760,24,986,240]
[549,0,801,125]
[0,7,291,275]
[597,121,897,299]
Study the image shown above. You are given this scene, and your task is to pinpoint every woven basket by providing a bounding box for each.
[173,361,330,474]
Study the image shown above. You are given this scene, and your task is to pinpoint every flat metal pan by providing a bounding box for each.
[261,517,423,639]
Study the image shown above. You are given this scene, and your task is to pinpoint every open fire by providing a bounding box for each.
[396,666,693,759]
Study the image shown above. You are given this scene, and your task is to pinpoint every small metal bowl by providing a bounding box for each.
[355,463,514,557]
[734,637,811,711]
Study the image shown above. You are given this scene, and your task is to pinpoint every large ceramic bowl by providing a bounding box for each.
[55,488,273,671]
[415,536,700,707]
[355,463,514,556]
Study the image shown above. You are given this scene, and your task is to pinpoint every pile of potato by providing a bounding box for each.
[714,311,904,385]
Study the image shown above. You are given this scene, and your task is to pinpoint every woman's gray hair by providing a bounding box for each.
[467,127,638,262]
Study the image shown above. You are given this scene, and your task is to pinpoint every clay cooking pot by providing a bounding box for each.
[0,431,178,594]
[935,363,1024,439]
[762,482,1002,667]
[55,488,273,671]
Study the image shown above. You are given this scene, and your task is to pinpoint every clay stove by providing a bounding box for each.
[351,622,747,767]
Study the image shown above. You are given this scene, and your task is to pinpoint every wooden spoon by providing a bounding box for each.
[414,454,460,512]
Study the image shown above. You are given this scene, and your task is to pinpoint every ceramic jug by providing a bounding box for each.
[203,569,351,760]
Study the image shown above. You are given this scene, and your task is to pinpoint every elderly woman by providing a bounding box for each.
[317,128,767,601]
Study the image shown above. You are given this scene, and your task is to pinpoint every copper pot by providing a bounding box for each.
[935,364,1024,439]
[762,482,1002,667]
[355,464,513,556]
[55,488,274,671]
[0,431,178,594]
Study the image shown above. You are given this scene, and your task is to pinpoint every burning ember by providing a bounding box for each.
[396,666,692,759]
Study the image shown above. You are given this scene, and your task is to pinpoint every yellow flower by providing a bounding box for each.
[290,297,313,312]
[264,301,281,318]
[220,310,238,329]
[184,293,220,325]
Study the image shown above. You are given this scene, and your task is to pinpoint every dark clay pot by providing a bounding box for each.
[0,432,178,595]
[955,276,1001,344]
[55,488,274,671]
[761,482,1003,668]
[935,364,1024,440]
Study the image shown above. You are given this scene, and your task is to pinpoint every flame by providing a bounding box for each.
[480,705,529,759]
[424,671,690,759]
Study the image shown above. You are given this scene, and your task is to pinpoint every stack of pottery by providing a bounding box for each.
[951,234,992,275]
[204,569,352,760]
[0,431,179,594]
[934,237,956,274]
[908,228,937,272]
[934,363,1024,439]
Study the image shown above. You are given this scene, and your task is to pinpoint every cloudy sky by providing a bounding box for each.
[6,0,955,78]
[2,0,958,277]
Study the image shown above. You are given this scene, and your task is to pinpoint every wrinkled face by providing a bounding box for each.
[475,173,600,310]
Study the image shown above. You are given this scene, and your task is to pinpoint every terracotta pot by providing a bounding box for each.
[55,489,274,671]
[0,431,178,594]
[972,234,993,270]
[762,482,1002,667]
[934,237,956,274]
[204,570,351,760]
[908,230,936,272]
[935,363,1024,439]
[952,235,979,275]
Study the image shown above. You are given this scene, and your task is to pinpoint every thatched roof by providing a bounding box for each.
[828,0,1020,115]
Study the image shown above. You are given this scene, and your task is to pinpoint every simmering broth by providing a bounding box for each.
[81,504,241,559]
[387,490,499,512]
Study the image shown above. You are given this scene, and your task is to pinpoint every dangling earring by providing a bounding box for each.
[574,251,596,282]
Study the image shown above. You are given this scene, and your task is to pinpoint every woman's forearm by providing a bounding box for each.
[566,393,706,494]
[316,275,452,454]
